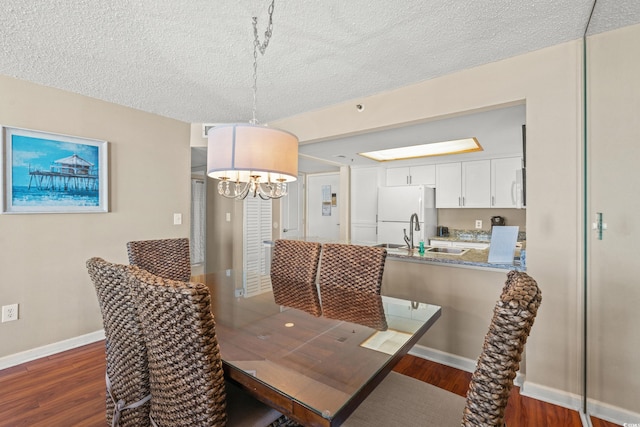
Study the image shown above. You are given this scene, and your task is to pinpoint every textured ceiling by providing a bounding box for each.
[2,0,639,127]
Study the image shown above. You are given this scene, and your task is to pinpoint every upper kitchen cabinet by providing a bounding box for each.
[491,157,524,208]
[436,160,491,208]
[385,165,435,186]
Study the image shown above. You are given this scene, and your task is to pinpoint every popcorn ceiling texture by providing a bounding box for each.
[0,0,638,124]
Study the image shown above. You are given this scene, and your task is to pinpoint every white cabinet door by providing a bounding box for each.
[351,224,378,245]
[491,157,522,208]
[351,167,379,224]
[436,161,490,208]
[409,165,436,186]
[462,160,491,208]
[386,165,435,186]
[386,167,410,186]
[435,163,462,207]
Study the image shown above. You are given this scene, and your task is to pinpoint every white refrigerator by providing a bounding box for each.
[377,185,437,246]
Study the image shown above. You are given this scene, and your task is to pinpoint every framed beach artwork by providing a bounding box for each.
[1,126,109,213]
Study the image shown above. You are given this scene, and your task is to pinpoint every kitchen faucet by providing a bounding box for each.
[403,213,421,250]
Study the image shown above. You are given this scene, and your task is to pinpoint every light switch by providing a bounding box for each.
[173,213,182,225]
[226,212,231,222]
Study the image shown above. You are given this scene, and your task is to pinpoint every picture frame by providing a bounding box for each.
[1,126,109,214]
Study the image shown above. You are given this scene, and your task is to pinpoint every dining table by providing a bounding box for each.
[194,270,442,427]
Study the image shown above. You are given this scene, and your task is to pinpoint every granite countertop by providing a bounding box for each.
[272,237,524,271]
[384,246,525,271]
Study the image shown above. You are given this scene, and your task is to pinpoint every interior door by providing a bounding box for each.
[281,174,304,239]
[306,172,340,240]
[585,19,640,423]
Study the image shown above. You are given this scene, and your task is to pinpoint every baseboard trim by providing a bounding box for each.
[0,330,105,370]
[408,344,525,387]
[517,380,640,426]
[409,344,477,372]
[519,381,582,411]
[587,398,640,425]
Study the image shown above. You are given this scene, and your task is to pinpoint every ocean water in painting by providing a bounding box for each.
[12,186,99,206]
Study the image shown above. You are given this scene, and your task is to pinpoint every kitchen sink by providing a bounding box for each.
[425,247,469,255]
[373,243,407,249]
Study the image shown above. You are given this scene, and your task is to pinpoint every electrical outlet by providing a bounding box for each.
[475,220,483,229]
[2,304,19,322]
[173,213,182,225]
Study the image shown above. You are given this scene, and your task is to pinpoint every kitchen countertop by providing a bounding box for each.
[269,238,524,272]
[384,246,525,272]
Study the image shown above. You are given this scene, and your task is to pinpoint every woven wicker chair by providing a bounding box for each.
[270,239,322,316]
[317,243,388,330]
[86,257,151,427]
[127,267,283,427]
[344,270,542,426]
[126,238,191,282]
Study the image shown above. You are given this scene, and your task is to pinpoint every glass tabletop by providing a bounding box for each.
[199,270,441,427]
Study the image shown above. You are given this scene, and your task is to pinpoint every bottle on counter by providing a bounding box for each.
[419,240,425,254]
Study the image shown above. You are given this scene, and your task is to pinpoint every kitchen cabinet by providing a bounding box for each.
[435,160,490,208]
[352,224,378,245]
[351,167,380,244]
[434,163,461,207]
[386,165,435,186]
[491,157,523,208]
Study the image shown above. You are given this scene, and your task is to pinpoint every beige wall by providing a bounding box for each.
[273,40,584,398]
[381,260,506,359]
[0,76,191,357]
[587,24,640,415]
[205,180,238,272]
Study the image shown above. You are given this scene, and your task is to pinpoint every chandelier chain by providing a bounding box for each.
[251,0,275,124]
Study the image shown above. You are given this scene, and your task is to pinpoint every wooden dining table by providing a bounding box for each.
[194,270,442,427]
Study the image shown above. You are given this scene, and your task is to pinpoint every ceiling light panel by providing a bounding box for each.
[358,137,482,162]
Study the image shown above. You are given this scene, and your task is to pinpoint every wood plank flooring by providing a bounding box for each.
[393,356,619,427]
[0,341,620,427]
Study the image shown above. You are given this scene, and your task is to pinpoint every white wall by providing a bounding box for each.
[0,75,191,358]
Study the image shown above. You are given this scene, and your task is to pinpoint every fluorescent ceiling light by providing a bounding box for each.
[358,137,482,162]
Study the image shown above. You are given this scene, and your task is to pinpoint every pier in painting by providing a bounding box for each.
[27,154,98,192]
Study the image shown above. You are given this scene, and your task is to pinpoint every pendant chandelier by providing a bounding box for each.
[207,0,298,200]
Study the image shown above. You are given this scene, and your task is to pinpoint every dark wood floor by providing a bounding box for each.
[0,341,619,427]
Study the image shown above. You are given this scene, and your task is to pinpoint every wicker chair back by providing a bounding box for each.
[318,244,388,330]
[270,239,322,316]
[462,270,542,426]
[86,257,151,427]
[126,238,191,282]
[128,268,228,426]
